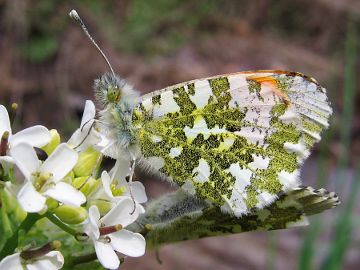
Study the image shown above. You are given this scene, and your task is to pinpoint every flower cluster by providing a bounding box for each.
[0,101,147,270]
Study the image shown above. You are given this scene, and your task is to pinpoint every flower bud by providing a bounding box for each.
[1,187,26,222]
[53,205,88,224]
[42,129,61,156]
[14,204,27,222]
[46,197,59,210]
[0,131,9,156]
[73,147,101,177]
[89,200,113,215]
[73,176,99,196]
[0,189,15,212]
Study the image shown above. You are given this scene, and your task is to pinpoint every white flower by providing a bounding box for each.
[10,142,86,213]
[104,158,147,203]
[0,105,50,169]
[68,100,100,151]
[84,199,146,269]
[89,158,147,208]
[0,251,64,270]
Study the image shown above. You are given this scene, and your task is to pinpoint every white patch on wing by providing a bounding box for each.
[228,74,248,108]
[145,156,165,170]
[235,127,265,145]
[227,163,252,194]
[141,98,153,112]
[278,170,300,191]
[218,136,235,150]
[256,106,273,128]
[221,196,248,217]
[279,108,299,123]
[249,155,270,170]
[169,147,182,158]
[219,163,254,216]
[192,159,210,183]
[284,141,309,160]
[287,76,332,129]
[244,108,259,123]
[302,128,321,141]
[183,115,227,142]
[152,91,180,118]
[256,191,275,209]
[189,79,213,109]
[151,135,162,143]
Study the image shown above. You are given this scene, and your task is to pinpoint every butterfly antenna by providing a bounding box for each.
[69,9,115,77]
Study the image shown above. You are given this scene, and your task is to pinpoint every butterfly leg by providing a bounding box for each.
[73,120,96,150]
[128,152,137,215]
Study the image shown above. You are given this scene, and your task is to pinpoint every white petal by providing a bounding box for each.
[84,205,100,240]
[111,158,130,182]
[126,182,148,203]
[80,100,96,128]
[40,144,78,182]
[0,253,22,270]
[41,251,64,269]
[43,182,86,206]
[10,143,39,180]
[0,156,14,173]
[101,197,140,227]
[67,128,81,147]
[94,241,120,270]
[17,182,46,213]
[101,171,114,199]
[27,251,64,270]
[110,229,146,257]
[68,129,100,151]
[10,125,50,148]
[0,105,11,139]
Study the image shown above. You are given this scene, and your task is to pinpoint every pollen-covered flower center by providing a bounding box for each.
[107,86,121,103]
[110,182,126,196]
[33,172,53,191]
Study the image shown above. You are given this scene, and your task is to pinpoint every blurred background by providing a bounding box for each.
[0,0,359,269]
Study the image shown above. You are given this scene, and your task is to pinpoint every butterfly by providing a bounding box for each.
[70,10,332,218]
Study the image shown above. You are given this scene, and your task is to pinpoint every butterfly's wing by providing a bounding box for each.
[132,70,332,217]
[135,186,339,248]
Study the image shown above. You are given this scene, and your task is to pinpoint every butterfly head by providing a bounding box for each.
[94,72,137,108]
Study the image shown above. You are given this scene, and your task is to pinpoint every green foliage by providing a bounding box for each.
[319,15,359,270]
[118,0,217,54]
[298,14,359,270]
[21,35,58,62]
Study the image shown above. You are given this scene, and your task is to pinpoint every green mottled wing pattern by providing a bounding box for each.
[132,71,332,217]
[133,186,339,249]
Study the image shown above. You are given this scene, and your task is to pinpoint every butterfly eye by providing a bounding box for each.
[107,87,121,103]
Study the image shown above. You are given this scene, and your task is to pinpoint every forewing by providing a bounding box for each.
[132,70,332,217]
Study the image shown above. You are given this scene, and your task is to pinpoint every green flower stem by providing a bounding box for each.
[44,212,77,236]
[64,252,98,267]
[0,213,42,260]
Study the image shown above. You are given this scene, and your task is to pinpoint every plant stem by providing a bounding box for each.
[64,252,98,267]
[0,213,42,260]
[44,212,77,236]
